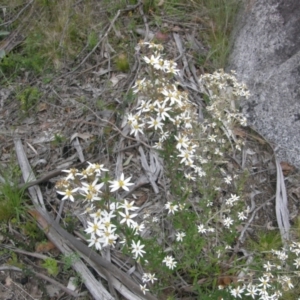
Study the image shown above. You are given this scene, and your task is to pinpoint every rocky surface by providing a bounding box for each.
[227,0,300,168]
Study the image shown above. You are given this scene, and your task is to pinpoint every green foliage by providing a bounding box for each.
[42,258,59,276]
[8,252,23,268]
[51,133,66,147]
[248,230,282,254]
[16,86,41,113]
[21,220,45,241]
[61,253,80,272]
[0,172,26,222]
[87,31,98,50]
[115,53,130,72]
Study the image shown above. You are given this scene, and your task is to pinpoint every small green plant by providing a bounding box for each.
[41,258,59,276]
[115,53,130,72]
[61,253,80,272]
[0,172,27,222]
[16,86,41,113]
[51,133,66,147]
[8,252,23,269]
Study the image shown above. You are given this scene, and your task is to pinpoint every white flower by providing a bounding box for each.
[238,212,247,221]
[208,134,217,142]
[86,162,108,175]
[81,178,104,194]
[147,116,164,131]
[155,102,173,121]
[90,209,102,219]
[176,232,186,242]
[177,150,194,165]
[118,199,139,214]
[132,222,145,235]
[162,255,177,270]
[224,175,232,184]
[143,54,160,65]
[85,219,103,236]
[263,261,274,271]
[62,168,78,181]
[140,284,149,295]
[175,134,189,150]
[57,187,78,201]
[109,173,134,192]
[142,273,157,283]
[197,224,207,234]
[119,211,138,227]
[130,122,144,136]
[258,276,271,289]
[294,258,300,269]
[131,240,146,258]
[223,217,234,228]
[245,285,257,299]
[165,202,178,214]
[230,285,244,298]
[87,235,104,250]
[184,172,196,181]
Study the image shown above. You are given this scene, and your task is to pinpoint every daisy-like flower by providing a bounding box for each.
[238,212,247,221]
[81,191,101,203]
[109,173,134,192]
[197,224,207,234]
[155,102,173,121]
[130,122,144,137]
[143,54,160,66]
[223,217,234,228]
[148,273,157,284]
[208,134,217,142]
[184,173,196,181]
[147,116,164,131]
[245,284,257,299]
[224,175,232,184]
[119,211,138,227]
[165,202,178,214]
[62,168,78,181]
[162,255,177,270]
[86,162,108,176]
[175,134,189,150]
[177,150,194,165]
[118,199,139,214]
[85,218,103,236]
[131,240,146,258]
[90,208,102,219]
[263,261,274,271]
[140,284,149,295]
[87,235,103,250]
[161,87,179,105]
[176,231,186,242]
[57,187,78,202]
[132,222,145,235]
[230,285,244,298]
[258,276,271,289]
[81,178,104,194]
[294,257,300,269]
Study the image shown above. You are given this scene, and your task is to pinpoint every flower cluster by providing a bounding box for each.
[227,244,300,299]
[56,164,146,253]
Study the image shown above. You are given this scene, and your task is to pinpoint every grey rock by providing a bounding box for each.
[227,0,300,168]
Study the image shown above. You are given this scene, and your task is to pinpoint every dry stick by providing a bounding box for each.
[0,266,81,298]
[138,1,150,42]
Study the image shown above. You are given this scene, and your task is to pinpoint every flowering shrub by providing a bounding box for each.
[56,42,300,299]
